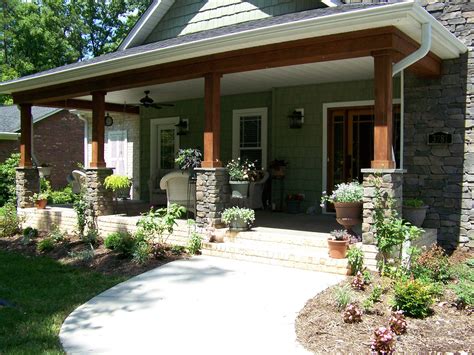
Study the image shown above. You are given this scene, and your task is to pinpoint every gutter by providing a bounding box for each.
[0,1,467,94]
[0,132,20,140]
[393,22,431,76]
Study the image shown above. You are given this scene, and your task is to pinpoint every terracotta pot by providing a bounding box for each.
[328,239,349,259]
[35,199,47,209]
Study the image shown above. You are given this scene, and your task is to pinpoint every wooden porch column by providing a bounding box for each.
[90,91,107,168]
[371,51,395,169]
[19,103,33,168]
[202,73,222,168]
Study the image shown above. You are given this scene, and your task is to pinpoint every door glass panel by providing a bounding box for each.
[159,128,175,170]
[239,115,262,168]
[333,116,345,186]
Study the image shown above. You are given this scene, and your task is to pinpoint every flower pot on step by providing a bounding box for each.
[328,239,349,259]
[35,199,47,209]
[229,181,249,199]
[229,217,249,231]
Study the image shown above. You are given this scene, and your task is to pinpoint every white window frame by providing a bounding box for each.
[232,108,268,169]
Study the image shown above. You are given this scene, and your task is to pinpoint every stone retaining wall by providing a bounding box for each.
[15,168,39,208]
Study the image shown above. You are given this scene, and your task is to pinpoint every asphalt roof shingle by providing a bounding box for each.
[1,2,396,85]
[0,106,61,132]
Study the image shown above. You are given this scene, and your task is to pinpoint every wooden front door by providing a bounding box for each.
[327,106,400,209]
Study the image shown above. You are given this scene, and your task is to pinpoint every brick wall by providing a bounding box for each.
[0,139,19,163]
[404,0,473,250]
[33,111,84,189]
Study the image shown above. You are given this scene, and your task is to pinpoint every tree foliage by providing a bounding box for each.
[0,0,151,104]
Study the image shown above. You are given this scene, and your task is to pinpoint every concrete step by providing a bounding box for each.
[201,240,349,275]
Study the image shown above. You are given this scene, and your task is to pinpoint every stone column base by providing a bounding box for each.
[361,169,405,244]
[16,167,39,208]
[195,168,231,228]
[85,168,114,217]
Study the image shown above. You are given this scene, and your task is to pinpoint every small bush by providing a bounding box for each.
[369,284,383,303]
[171,245,186,255]
[23,227,38,239]
[37,238,55,252]
[393,279,434,318]
[49,224,66,242]
[0,203,20,238]
[363,270,373,285]
[49,187,76,204]
[371,326,395,354]
[83,228,99,246]
[68,248,95,262]
[362,298,374,313]
[104,231,135,257]
[132,241,151,265]
[333,284,353,311]
[347,247,364,275]
[0,153,20,206]
[450,281,474,309]
[343,304,362,323]
[411,244,451,283]
[187,231,202,255]
[389,310,407,335]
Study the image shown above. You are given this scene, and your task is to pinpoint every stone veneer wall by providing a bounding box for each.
[403,0,473,250]
[195,168,231,227]
[15,168,39,208]
[85,168,114,217]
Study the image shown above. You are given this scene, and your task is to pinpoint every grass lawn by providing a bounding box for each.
[0,250,127,354]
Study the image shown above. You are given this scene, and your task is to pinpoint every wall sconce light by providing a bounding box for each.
[175,118,189,135]
[104,112,114,127]
[288,108,304,129]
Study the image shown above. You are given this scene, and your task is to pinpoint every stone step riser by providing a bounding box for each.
[224,234,329,248]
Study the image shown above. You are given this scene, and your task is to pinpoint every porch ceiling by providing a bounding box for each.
[76,57,374,104]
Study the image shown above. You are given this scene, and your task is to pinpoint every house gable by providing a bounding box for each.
[141,0,328,45]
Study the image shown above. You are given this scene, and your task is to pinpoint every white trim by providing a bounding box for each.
[0,132,20,140]
[321,0,343,7]
[75,113,89,168]
[321,99,401,214]
[400,70,405,170]
[0,2,466,94]
[232,108,268,169]
[149,116,180,182]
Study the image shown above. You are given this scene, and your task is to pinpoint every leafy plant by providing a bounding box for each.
[226,158,256,181]
[48,224,66,242]
[393,279,434,318]
[363,270,373,285]
[320,181,363,205]
[389,310,407,335]
[329,229,350,241]
[410,244,451,283]
[68,247,95,262]
[0,203,21,238]
[369,284,383,303]
[0,153,19,207]
[170,245,186,255]
[362,298,374,313]
[104,231,135,257]
[22,227,38,245]
[175,148,202,170]
[136,204,185,244]
[347,246,364,274]
[187,231,202,255]
[37,238,55,252]
[450,281,474,309]
[33,192,50,201]
[132,240,151,265]
[371,326,395,354]
[333,284,353,311]
[83,227,99,246]
[49,187,76,204]
[404,198,424,208]
[343,303,362,323]
[221,207,255,225]
[104,175,131,192]
[73,193,88,237]
[351,271,365,291]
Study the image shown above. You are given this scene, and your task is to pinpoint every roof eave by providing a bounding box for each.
[0,1,467,95]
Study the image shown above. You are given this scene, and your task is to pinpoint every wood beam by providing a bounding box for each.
[19,103,33,168]
[90,91,107,168]
[37,99,139,114]
[202,73,222,168]
[12,27,441,104]
[372,50,395,170]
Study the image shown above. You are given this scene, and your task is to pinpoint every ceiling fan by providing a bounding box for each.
[133,90,175,109]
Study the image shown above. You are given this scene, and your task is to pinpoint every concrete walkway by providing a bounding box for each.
[60,256,343,354]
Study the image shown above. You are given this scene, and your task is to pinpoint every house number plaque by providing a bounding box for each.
[428,131,452,145]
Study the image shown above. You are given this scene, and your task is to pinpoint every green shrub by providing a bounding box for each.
[347,246,364,275]
[450,281,474,309]
[171,245,186,255]
[83,228,99,246]
[104,175,131,192]
[104,231,135,257]
[333,284,353,311]
[22,227,38,244]
[37,238,55,252]
[49,187,76,204]
[136,204,185,243]
[411,245,451,283]
[187,231,202,255]
[132,241,151,265]
[393,279,434,318]
[68,247,95,262]
[369,284,383,303]
[0,203,20,238]
[48,224,66,242]
[0,153,19,206]
[404,198,424,208]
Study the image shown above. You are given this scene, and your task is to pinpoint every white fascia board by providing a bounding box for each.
[0,1,467,95]
[119,0,175,51]
[0,132,20,140]
[321,0,343,7]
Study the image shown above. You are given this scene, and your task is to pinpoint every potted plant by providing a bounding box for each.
[104,174,132,199]
[286,193,304,214]
[321,181,363,235]
[175,148,202,179]
[33,192,49,209]
[226,158,256,198]
[328,229,350,259]
[269,159,288,178]
[221,206,255,231]
[403,198,428,227]
[37,163,52,178]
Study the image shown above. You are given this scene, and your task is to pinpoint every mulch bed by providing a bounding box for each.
[296,251,474,354]
[0,232,188,277]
